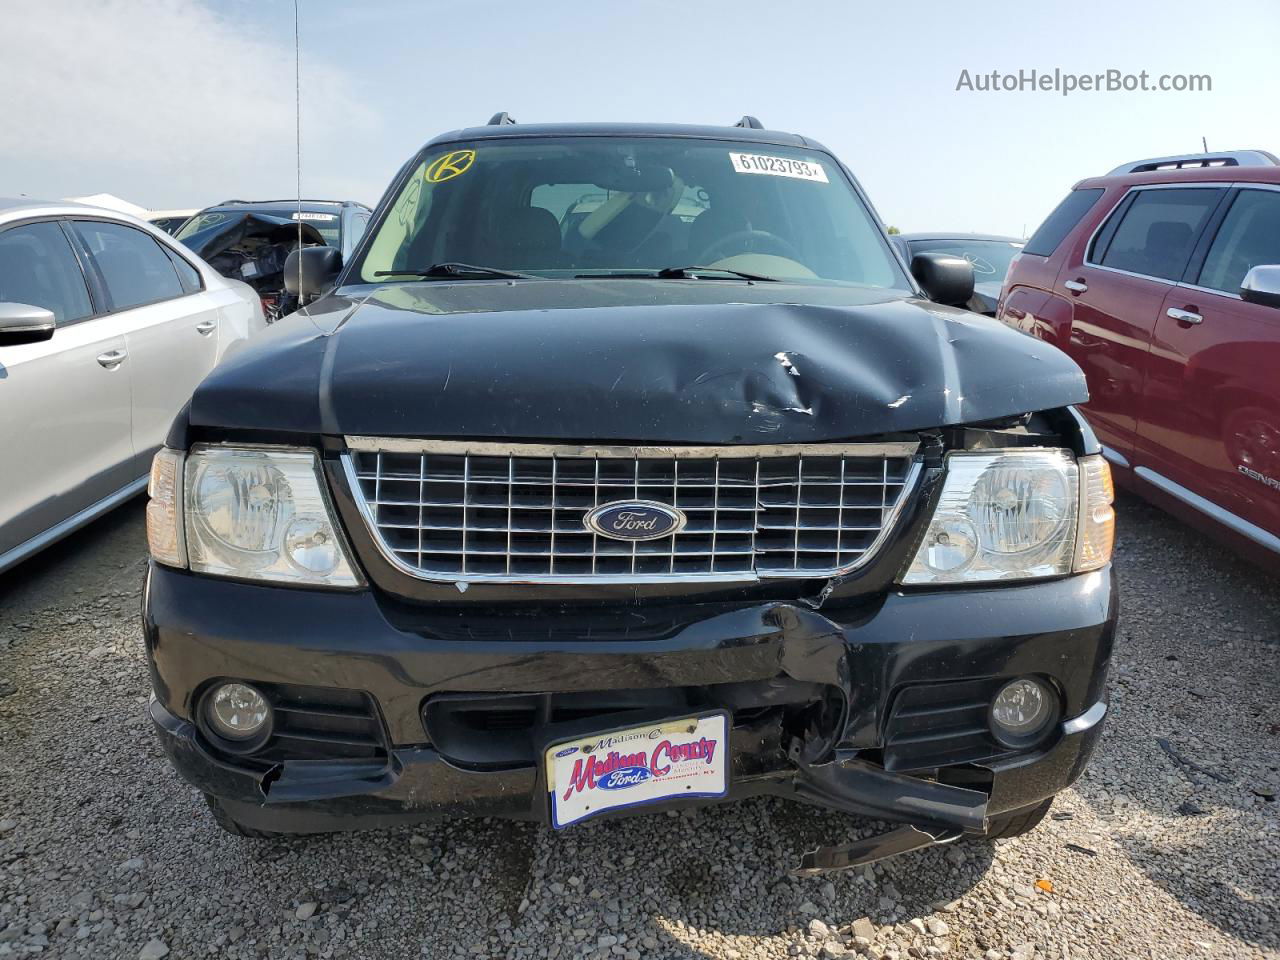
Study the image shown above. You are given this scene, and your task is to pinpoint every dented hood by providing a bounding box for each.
[188,279,1088,442]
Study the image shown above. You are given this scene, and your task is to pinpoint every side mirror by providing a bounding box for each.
[910,252,975,308]
[0,302,56,346]
[1240,264,1280,309]
[285,246,343,299]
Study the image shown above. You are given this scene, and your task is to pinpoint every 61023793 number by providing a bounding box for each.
[728,151,829,183]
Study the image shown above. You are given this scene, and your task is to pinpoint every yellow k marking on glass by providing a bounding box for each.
[425,150,476,183]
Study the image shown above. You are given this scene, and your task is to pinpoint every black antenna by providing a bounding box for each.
[1202,136,1209,152]
[487,112,517,126]
[294,0,302,257]
[734,116,764,129]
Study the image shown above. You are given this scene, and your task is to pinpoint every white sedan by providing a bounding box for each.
[0,197,266,573]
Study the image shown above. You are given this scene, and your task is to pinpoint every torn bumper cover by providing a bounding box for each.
[145,563,1114,855]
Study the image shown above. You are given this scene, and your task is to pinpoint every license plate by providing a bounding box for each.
[545,713,729,828]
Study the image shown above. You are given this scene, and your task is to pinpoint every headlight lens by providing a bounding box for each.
[903,449,1079,584]
[969,459,1072,554]
[184,445,362,587]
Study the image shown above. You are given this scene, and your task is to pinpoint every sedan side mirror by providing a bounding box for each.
[1240,264,1280,309]
[285,246,343,299]
[910,252,975,308]
[0,302,56,346]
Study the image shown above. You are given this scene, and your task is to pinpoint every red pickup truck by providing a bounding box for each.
[999,151,1279,567]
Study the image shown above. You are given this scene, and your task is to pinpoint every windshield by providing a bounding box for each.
[905,238,1024,282]
[149,217,187,235]
[355,137,910,290]
[176,209,341,247]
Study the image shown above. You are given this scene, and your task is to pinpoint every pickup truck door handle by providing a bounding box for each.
[96,349,127,369]
[1064,279,1088,293]
[1167,307,1203,326]
[195,319,217,335]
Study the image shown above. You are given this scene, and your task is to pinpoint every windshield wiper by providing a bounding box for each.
[374,262,543,281]
[575,265,778,282]
[658,265,779,281]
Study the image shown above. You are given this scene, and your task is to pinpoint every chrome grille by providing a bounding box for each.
[343,438,920,583]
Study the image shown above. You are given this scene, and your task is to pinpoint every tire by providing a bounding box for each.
[981,797,1054,840]
[203,794,281,840]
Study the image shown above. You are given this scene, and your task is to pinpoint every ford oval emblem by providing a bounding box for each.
[584,500,686,541]
[598,766,652,790]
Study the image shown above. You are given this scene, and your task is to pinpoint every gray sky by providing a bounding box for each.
[3,0,1276,235]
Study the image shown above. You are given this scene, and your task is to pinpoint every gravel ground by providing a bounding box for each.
[0,493,1277,960]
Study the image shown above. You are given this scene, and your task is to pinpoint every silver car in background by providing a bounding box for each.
[0,198,265,573]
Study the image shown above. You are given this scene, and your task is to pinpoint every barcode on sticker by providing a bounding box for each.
[729,152,829,183]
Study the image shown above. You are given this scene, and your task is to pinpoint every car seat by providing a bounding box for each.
[491,207,563,270]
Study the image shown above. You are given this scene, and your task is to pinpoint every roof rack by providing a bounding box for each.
[734,115,764,129]
[488,112,517,126]
[214,198,360,207]
[1108,150,1280,176]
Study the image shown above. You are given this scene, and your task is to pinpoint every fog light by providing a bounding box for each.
[990,677,1054,745]
[206,683,271,740]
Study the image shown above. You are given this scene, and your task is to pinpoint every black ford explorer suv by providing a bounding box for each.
[143,116,1117,873]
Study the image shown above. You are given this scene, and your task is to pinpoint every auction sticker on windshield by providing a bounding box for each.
[729,152,829,183]
[546,712,728,828]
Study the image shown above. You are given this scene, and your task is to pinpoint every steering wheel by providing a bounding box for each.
[697,229,803,265]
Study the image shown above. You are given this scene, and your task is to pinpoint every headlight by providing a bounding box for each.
[181,445,362,587]
[903,448,1110,585]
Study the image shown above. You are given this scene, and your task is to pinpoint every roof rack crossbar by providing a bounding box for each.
[734,115,764,130]
[488,112,517,126]
[1108,150,1280,176]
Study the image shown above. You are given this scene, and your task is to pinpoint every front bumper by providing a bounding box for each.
[144,564,1116,834]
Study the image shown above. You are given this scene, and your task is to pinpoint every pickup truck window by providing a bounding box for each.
[356,137,909,291]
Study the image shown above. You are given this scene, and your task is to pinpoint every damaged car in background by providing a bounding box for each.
[142,116,1117,873]
[177,200,370,321]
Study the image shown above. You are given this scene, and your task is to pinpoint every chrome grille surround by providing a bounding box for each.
[342,437,921,584]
